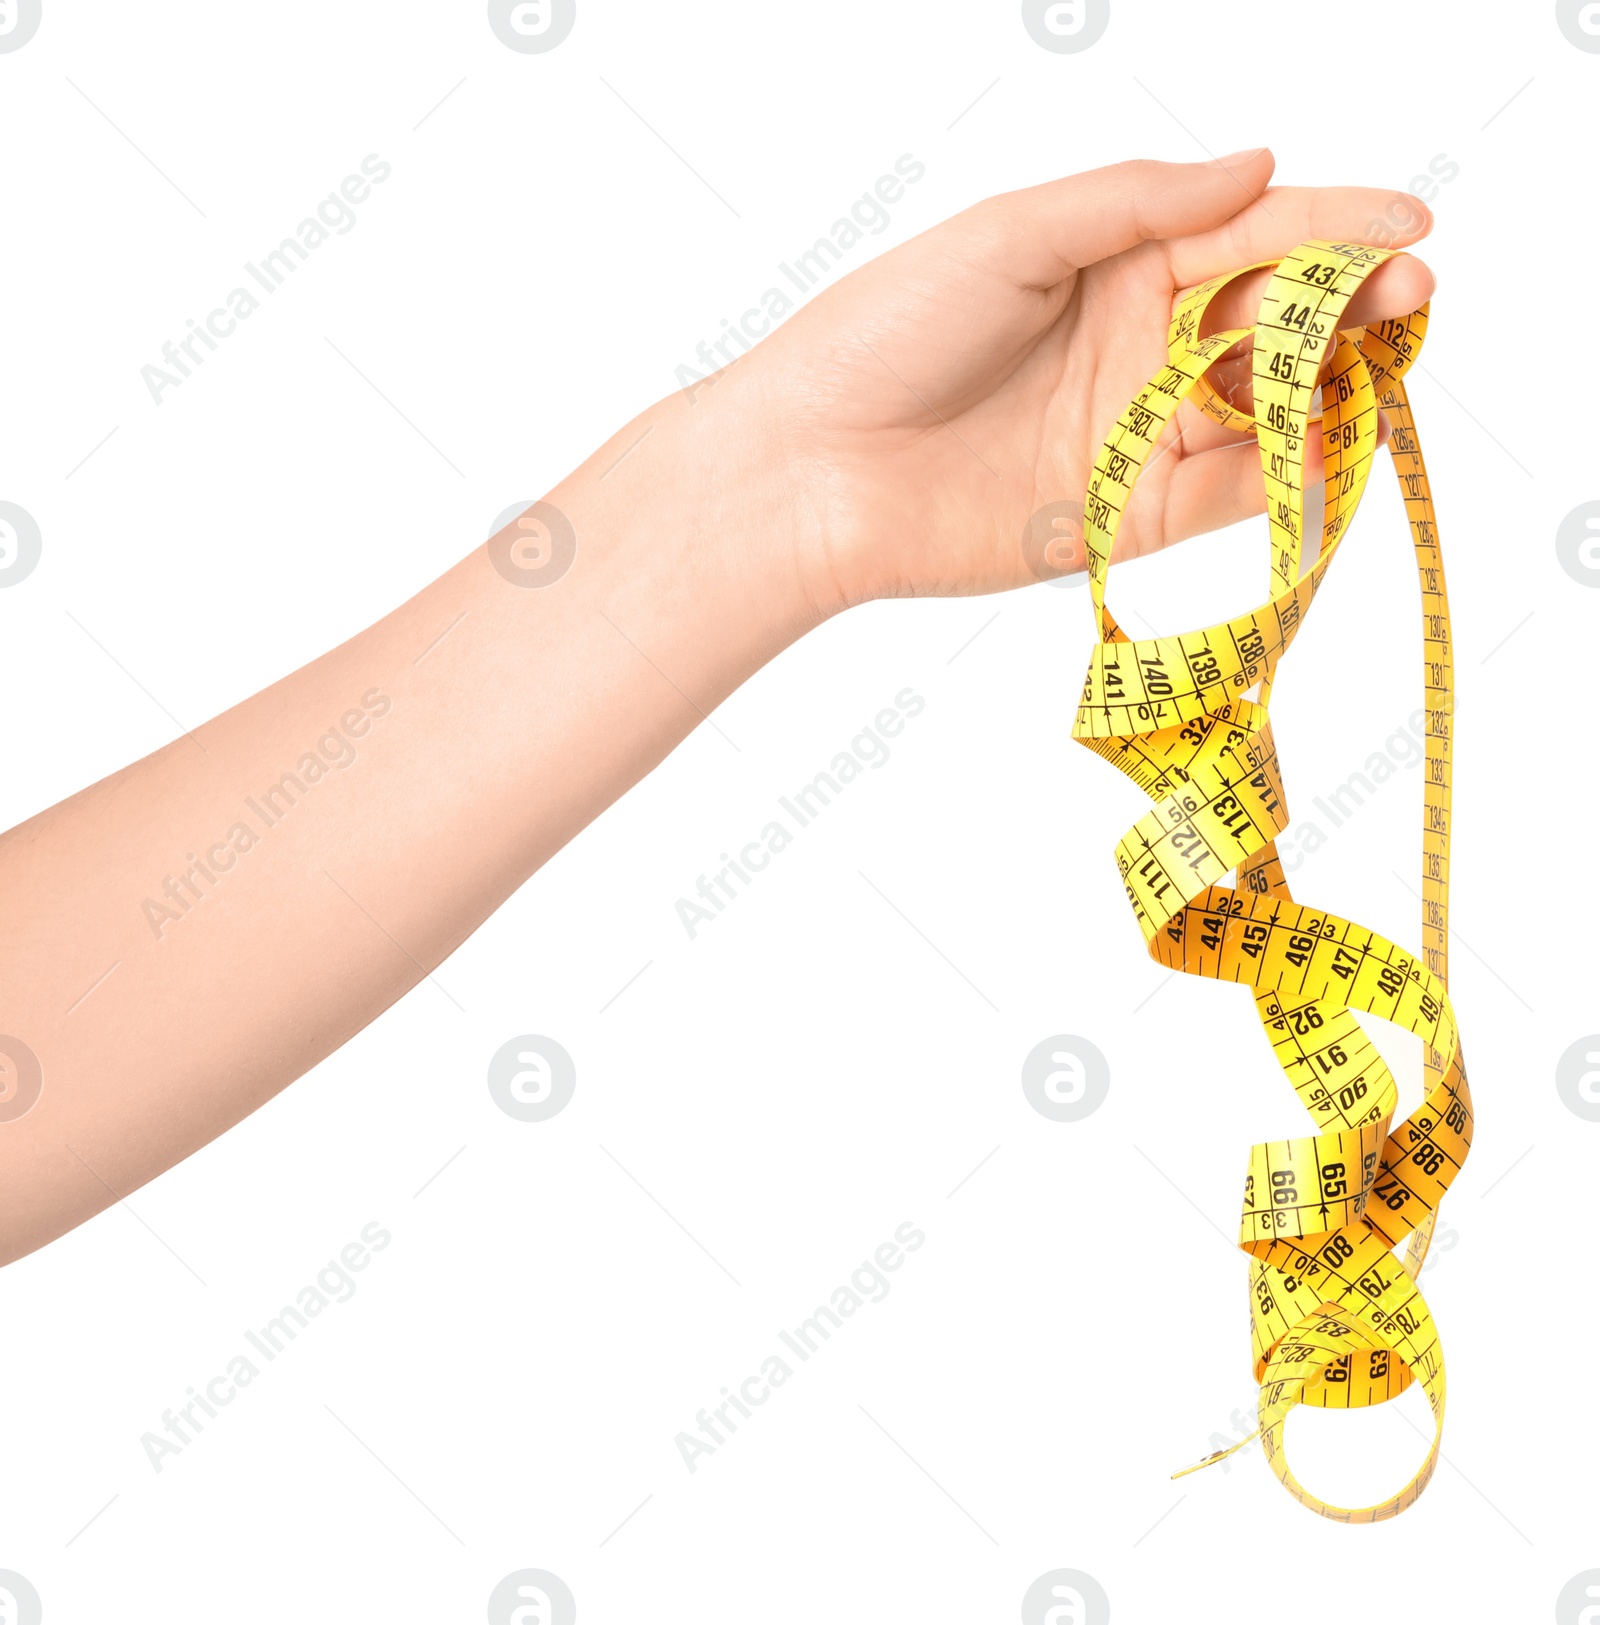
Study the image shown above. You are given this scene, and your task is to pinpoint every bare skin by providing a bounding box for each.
[0,150,1433,1265]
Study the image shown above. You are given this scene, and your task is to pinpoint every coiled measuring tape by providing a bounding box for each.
[1074,239,1471,1522]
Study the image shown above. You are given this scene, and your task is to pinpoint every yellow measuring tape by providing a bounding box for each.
[1074,239,1471,1522]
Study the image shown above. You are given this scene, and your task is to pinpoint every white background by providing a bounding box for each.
[1,2,1594,1621]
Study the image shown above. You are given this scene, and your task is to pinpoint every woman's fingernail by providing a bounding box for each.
[1403,196,1434,234]
[1212,147,1268,166]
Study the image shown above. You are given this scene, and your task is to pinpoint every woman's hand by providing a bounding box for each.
[722,149,1434,613]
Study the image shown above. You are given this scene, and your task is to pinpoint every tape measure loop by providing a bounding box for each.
[1082,241,1470,1522]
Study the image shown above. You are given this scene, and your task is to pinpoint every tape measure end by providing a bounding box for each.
[1172,1431,1261,1479]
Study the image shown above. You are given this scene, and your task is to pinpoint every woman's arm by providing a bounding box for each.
[0,151,1434,1263]
[0,384,815,1264]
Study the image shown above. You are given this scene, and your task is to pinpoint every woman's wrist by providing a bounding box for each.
[541,366,842,665]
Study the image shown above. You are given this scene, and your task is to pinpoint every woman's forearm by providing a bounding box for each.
[0,383,818,1265]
